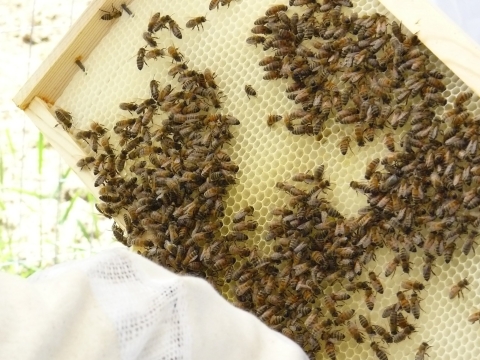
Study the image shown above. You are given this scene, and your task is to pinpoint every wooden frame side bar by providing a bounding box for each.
[13,0,134,110]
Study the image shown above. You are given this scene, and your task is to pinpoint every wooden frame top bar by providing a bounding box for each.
[13,0,133,110]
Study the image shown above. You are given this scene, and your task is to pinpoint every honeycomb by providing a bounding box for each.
[52,0,480,359]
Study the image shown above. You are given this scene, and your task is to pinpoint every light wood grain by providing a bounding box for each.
[27,96,129,230]
[13,0,134,110]
[26,97,100,197]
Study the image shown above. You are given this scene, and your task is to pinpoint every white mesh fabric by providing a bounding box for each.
[0,249,307,360]
[28,249,191,360]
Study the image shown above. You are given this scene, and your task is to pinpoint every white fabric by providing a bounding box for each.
[0,249,307,360]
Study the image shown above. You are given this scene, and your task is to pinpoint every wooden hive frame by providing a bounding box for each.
[12,1,480,359]
[13,0,480,199]
[14,0,133,199]
[10,0,480,238]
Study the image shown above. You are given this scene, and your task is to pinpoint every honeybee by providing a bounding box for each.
[148,12,161,32]
[119,102,138,113]
[313,165,325,182]
[454,91,473,107]
[368,271,384,294]
[384,254,400,277]
[100,5,122,20]
[186,16,207,31]
[92,154,106,175]
[371,342,388,360]
[325,341,337,360]
[359,314,376,336]
[373,325,393,344]
[74,130,94,142]
[245,84,257,99]
[468,311,480,324]
[221,0,240,7]
[338,136,352,155]
[449,278,470,299]
[410,292,422,319]
[90,121,107,136]
[267,114,282,127]
[346,321,364,343]
[112,222,127,245]
[168,45,184,62]
[364,287,376,310]
[328,291,349,302]
[324,294,338,317]
[232,206,254,223]
[137,47,147,70]
[383,133,395,152]
[142,32,157,47]
[54,108,73,129]
[203,68,217,89]
[265,4,288,16]
[154,15,172,33]
[415,342,432,360]
[209,0,221,10]
[365,158,379,180]
[168,19,183,39]
[401,279,425,291]
[462,230,478,255]
[95,203,116,219]
[388,309,398,335]
[246,35,266,46]
[251,25,272,35]
[100,137,115,155]
[232,220,257,232]
[76,156,95,170]
[400,247,411,273]
[145,48,166,61]
[397,291,411,313]
[158,84,173,102]
[334,309,355,326]
[392,324,415,343]
[94,169,108,187]
[263,70,280,80]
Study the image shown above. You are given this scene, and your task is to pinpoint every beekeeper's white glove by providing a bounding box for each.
[0,248,307,360]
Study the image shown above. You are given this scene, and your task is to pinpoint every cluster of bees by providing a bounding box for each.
[54,1,480,360]
[239,157,476,360]
[236,165,434,360]
[243,1,480,359]
[247,1,448,155]
[134,12,186,69]
[63,55,264,286]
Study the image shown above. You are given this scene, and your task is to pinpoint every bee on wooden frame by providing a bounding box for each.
[54,108,73,130]
[120,3,134,17]
[100,5,122,20]
[75,58,86,73]
[76,156,95,170]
